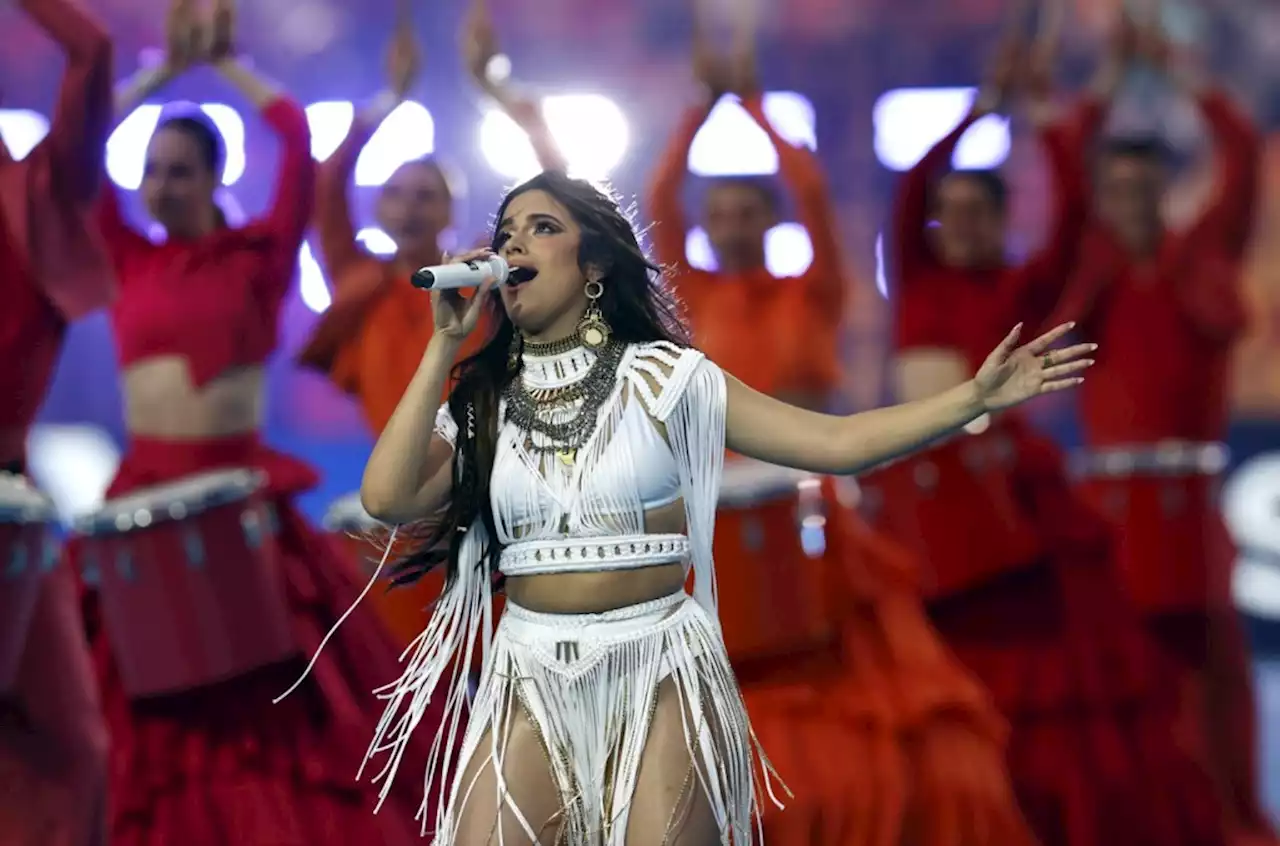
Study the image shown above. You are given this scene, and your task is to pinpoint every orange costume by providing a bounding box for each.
[297,110,487,643]
[646,92,1032,846]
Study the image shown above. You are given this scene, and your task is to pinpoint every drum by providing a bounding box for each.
[73,469,296,699]
[0,473,58,693]
[858,430,1043,599]
[709,458,841,671]
[325,491,453,647]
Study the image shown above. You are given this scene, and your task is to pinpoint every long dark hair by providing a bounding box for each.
[389,171,689,590]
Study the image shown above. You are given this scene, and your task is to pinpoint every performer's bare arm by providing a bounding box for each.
[361,249,497,523]
[730,322,1093,475]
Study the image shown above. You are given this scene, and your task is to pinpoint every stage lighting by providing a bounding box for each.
[298,241,331,313]
[26,424,121,523]
[355,101,435,186]
[305,100,355,161]
[684,222,813,277]
[356,227,397,256]
[478,93,628,181]
[687,92,816,177]
[0,109,49,160]
[874,232,887,298]
[106,104,247,189]
[873,87,1010,171]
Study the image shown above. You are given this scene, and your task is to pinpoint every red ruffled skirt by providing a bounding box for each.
[712,479,1032,846]
[75,433,443,846]
[1081,474,1275,845]
[861,424,1228,846]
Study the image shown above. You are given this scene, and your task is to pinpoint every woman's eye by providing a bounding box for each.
[493,232,511,247]
[534,221,556,234]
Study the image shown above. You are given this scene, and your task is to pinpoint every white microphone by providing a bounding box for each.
[411,254,509,291]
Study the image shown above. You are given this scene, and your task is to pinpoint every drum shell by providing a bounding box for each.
[708,479,840,670]
[859,433,1044,600]
[1080,474,1233,613]
[83,492,296,699]
[0,523,54,693]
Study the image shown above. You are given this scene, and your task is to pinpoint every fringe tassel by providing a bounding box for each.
[275,521,495,838]
[440,593,779,844]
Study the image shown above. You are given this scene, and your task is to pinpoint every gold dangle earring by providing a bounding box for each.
[576,279,611,350]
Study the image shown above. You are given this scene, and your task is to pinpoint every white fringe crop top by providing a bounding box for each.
[433,340,726,593]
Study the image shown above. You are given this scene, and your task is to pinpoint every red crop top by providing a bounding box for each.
[96,97,314,386]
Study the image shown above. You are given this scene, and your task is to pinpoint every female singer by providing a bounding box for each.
[77,0,437,841]
[1051,27,1272,845]
[0,1,114,842]
[351,167,1093,842]
[644,14,1031,845]
[868,18,1227,845]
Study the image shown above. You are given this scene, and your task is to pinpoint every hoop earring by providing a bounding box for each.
[507,331,524,372]
[576,280,611,350]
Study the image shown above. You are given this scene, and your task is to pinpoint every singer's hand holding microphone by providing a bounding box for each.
[418,248,503,340]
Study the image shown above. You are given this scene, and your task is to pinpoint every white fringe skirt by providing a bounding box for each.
[440,590,774,844]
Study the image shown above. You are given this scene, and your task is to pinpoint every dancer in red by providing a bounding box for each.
[645,12,1032,845]
[299,1,563,647]
[0,0,114,842]
[1051,28,1273,845]
[865,19,1227,846]
[74,0,440,841]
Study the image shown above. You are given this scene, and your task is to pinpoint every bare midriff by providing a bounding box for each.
[121,358,266,439]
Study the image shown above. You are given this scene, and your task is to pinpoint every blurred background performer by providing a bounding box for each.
[0,0,114,842]
[72,0,434,841]
[645,5,1033,843]
[1052,24,1274,845]
[298,0,564,648]
[863,10,1229,845]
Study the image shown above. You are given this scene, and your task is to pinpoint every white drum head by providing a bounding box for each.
[324,491,381,531]
[75,468,265,535]
[0,472,56,522]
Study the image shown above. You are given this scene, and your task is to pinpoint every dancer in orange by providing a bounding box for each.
[0,0,114,842]
[644,10,1032,845]
[868,16,1227,845]
[299,2,563,645]
[1051,26,1273,845]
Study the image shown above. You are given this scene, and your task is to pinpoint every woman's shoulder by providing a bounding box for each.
[621,340,721,421]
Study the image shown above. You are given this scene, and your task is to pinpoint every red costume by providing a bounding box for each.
[297,110,489,646]
[647,92,1033,846]
[0,0,114,842]
[868,100,1227,845]
[78,95,441,845]
[1052,88,1273,843]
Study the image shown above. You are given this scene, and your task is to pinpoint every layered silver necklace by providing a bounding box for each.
[502,336,625,466]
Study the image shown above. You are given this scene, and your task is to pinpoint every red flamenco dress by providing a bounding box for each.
[1051,85,1275,846]
[649,89,1033,845]
[873,96,1227,839]
[75,95,445,845]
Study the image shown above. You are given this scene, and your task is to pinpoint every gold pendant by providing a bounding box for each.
[556,448,577,466]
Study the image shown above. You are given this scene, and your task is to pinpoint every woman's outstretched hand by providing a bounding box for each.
[431,248,497,340]
[974,322,1096,413]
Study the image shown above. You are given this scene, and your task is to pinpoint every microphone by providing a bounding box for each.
[411,254,509,291]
